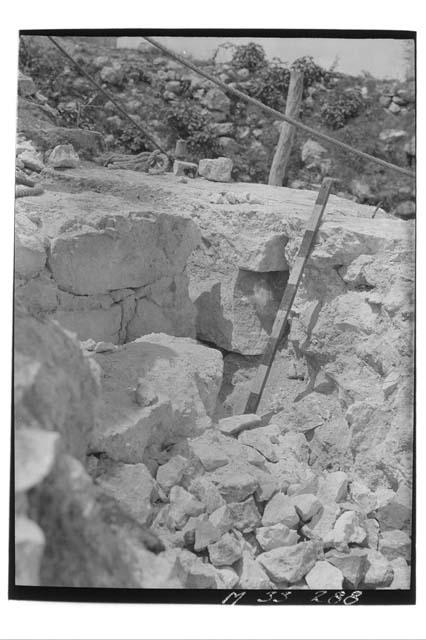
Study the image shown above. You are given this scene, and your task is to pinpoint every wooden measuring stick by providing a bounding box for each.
[243,177,334,414]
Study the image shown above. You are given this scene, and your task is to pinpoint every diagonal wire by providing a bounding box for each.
[45,35,171,158]
[143,36,415,180]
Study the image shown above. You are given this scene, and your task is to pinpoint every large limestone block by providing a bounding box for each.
[14,305,100,461]
[49,212,200,295]
[189,230,289,354]
[91,334,223,458]
[15,212,46,279]
[53,305,122,344]
[127,274,196,341]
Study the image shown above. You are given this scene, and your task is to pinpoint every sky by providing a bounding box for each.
[118,36,413,80]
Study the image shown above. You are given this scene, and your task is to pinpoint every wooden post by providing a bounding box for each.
[268,70,304,186]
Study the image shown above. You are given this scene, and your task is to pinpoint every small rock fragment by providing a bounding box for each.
[333,510,367,551]
[362,550,394,588]
[237,551,274,589]
[173,160,198,178]
[307,503,341,542]
[350,480,377,514]
[262,493,299,528]
[156,455,188,493]
[209,504,234,535]
[228,497,261,533]
[96,460,155,526]
[387,558,411,589]
[208,532,243,566]
[218,413,261,436]
[168,486,205,529]
[19,150,44,173]
[365,518,380,550]
[189,477,225,514]
[305,560,344,589]
[216,566,239,588]
[317,471,348,503]
[379,530,411,561]
[292,494,323,522]
[198,157,233,183]
[94,341,118,353]
[193,519,222,551]
[255,524,298,551]
[189,436,229,471]
[213,470,258,503]
[326,549,369,588]
[238,425,280,462]
[258,542,317,584]
[376,484,412,532]
[47,144,80,169]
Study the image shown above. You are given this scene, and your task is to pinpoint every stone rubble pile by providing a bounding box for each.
[87,398,412,589]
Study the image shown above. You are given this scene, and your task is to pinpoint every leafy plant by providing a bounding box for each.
[231,42,267,72]
[254,64,291,110]
[165,99,220,159]
[320,90,363,129]
[291,55,331,92]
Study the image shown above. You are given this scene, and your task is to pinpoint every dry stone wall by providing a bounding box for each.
[15,189,200,344]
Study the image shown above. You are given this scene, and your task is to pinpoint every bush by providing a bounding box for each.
[165,99,220,159]
[255,64,291,110]
[231,42,267,72]
[291,55,331,93]
[320,90,364,129]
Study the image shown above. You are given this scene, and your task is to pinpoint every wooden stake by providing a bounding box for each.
[268,70,304,186]
[243,177,334,414]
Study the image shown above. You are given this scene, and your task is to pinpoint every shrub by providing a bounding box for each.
[165,99,220,159]
[255,64,291,110]
[291,55,331,92]
[231,42,267,72]
[320,90,364,129]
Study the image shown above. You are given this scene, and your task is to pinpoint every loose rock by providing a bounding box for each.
[305,560,344,589]
[258,542,317,584]
[262,493,299,528]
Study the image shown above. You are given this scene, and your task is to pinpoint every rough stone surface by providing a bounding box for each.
[95,460,156,526]
[237,551,274,589]
[326,549,369,588]
[198,157,233,183]
[362,550,394,588]
[262,493,299,528]
[47,144,80,168]
[292,494,323,522]
[332,510,367,551]
[208,532,243,566]
[218,413,261,436]
[228,497,261,533]
[156,456,188,493]
[258,542,317,584]
[255,524,298,551]
[305,560,344,589]
[90,334,223,460]
[379,530,411,561]
[14,306,100,462]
